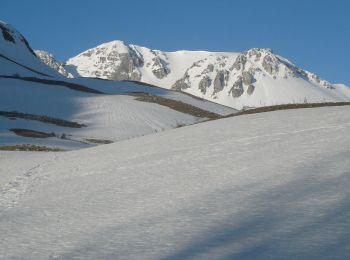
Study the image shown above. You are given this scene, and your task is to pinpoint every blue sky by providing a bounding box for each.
[2,0,349,85]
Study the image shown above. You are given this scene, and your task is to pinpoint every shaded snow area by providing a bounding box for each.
[0,78,205,150]
[1,106,350,259]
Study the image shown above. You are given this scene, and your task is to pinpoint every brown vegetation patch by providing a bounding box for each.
[131,93,221,119]
[10,128,55,138]
[228,102,350,118]
[0,144,64,152]
[0,111,86,128]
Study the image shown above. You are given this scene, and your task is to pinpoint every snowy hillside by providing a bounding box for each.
[65,41,350,109]
[1,106,350,259]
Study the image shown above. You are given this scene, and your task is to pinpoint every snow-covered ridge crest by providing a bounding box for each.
[0,20,61,77]
[0,20,36,56]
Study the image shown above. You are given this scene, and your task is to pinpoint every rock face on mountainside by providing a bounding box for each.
[35,50,72,78]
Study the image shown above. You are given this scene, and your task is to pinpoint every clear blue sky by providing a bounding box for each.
[2,0,349,85]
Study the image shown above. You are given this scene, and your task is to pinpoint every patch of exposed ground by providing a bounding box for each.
[9,127,113,147]
[228,102,350,117]
[10,128,55,138]
[0,144,64,152]
[0,111,86,128]
[130,93,221,119]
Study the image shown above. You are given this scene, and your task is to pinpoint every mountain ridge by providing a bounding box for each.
[50,40,350,109]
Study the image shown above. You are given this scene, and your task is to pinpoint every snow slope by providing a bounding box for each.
[0,78,206,150]
[1,106,350,259]
[66,41,350,109]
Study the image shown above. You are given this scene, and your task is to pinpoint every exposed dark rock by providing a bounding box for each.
[198,76,212,94]
[230,77,244,97]
[172,78,190,91]
[207,64,214,72]
[151,57,170,79]
[128,46,144,67]
[213,71,226,94]
[130,72,142,81]
[247,49,262,61]
[108,52,141,80]
[247,85,255,95]
[262,55,279,75]
[242,71,255,85]
[231,54,247,71]
[0,23,15,43]
[172,72,191,91]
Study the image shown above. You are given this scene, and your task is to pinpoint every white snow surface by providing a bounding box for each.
[1,106,350,259]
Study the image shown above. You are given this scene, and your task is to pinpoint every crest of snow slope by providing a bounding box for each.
[66,41,350,109]
[0,20,61,78]
[34,50,73,78]
[1,106,350,259]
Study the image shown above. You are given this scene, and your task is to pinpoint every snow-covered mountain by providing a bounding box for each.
[64,40,350,109]
[0,21,235,150]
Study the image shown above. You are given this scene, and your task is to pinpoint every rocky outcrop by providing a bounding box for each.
[242,71,255,85]
[230,77,244,97]
[151,57,170,79]
[262,54,279,75]
[0,23,15,43]
[198,76,212,94]
[172,73,190,91]
[231,54,247,71]
[247,85,255,95]
[207,64,214,72]
[107,49,144,81]
[213,70,228,94]
[109,53,137,80]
